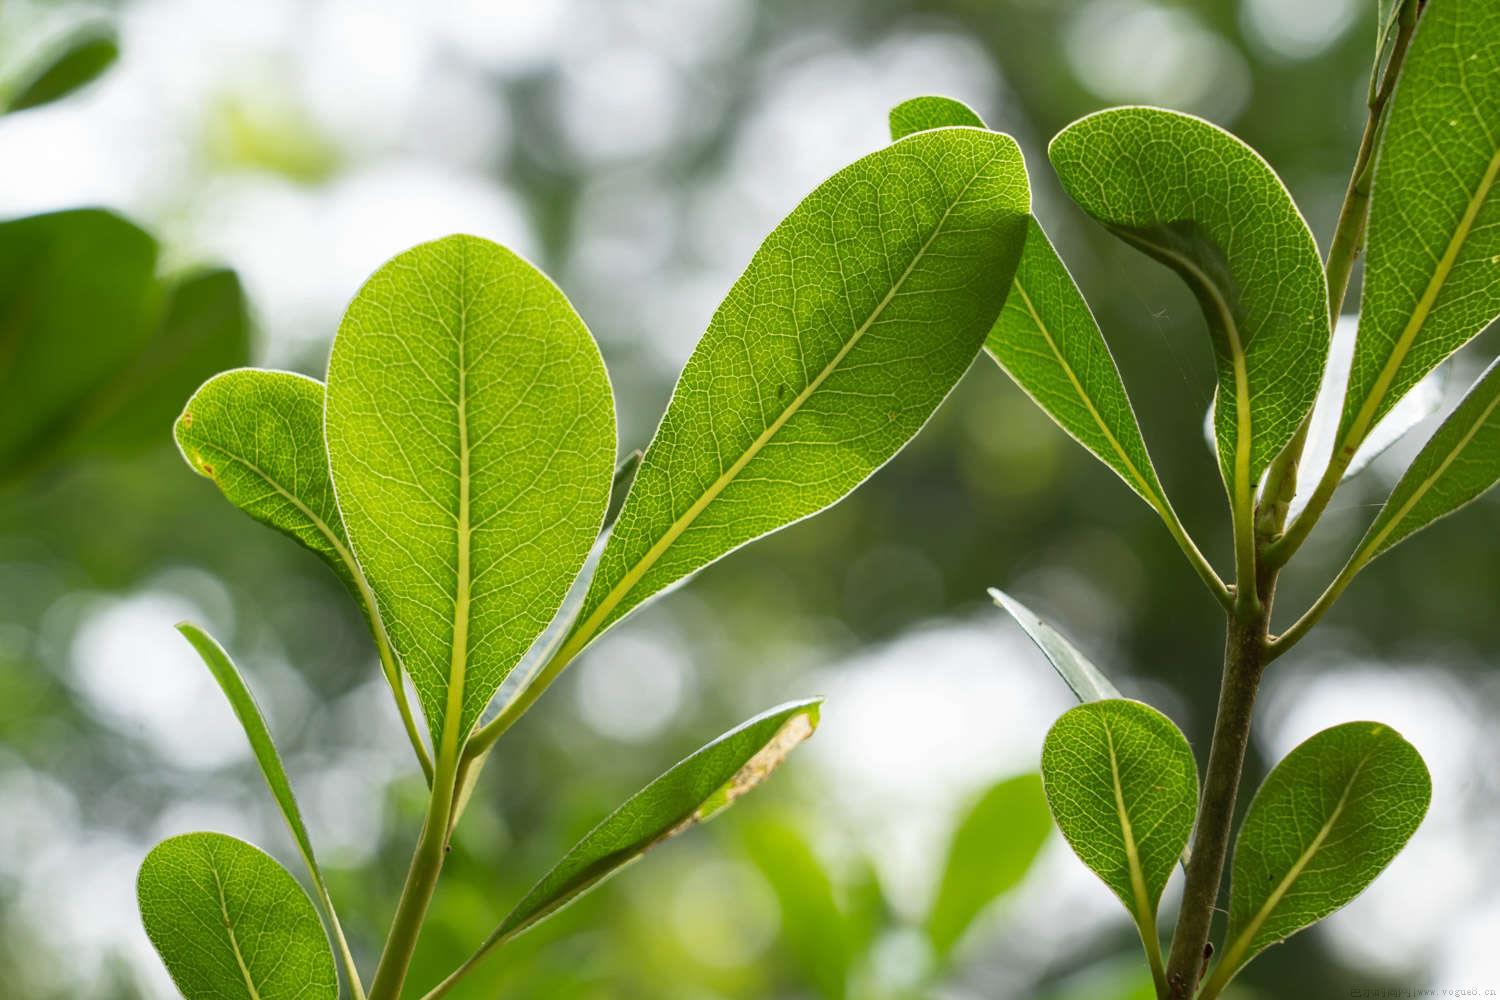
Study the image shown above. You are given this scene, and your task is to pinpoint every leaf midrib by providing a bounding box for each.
[567,152,1003,650]
[1101,714,1154,927]
[211,863,264,1000]
[443,256,474,758]
[1004,275,1161,506]
[1345,144,1500,451]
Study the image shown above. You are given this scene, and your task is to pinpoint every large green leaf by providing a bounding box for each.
[743,812,852,1000]
[1040,699,1196,980]
[1048,108,1328,509]
[423,700,820,997]
[175,624,363,998]
[889,96,1170,518]
[0,209,157,478]
[1340,0,1500,453]
[990,589,1121,702]
[1356,358,1500,565]
[4,25,118,113]
[137,832,338,1000]
[325,235,616,749]
[926,772,1051,959]
[563,126,1029,658]
[1202,722,1429,997]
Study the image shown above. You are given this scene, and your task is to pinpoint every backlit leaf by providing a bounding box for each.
[1340,0,1500,454]
[1040,700,1196,959]
[565,126,1030,658]
[1048,108,1328,509]
[137,832,337,1000]
[424,700,820,995]
[1357,358,1500,565]
[888,94,984,139]
[325,235,616,748]
[1204,722,1429,995]
[743,811,852,1000]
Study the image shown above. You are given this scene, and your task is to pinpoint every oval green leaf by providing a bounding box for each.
[174,624,363,998]
[5,26,118,113]
[888,94,985,139]
[1204,721,1430,996]
[990,588,1121,702]
[176,368,430,777]
[424,700,820,996]
[137,832,337,1000]
[1040,699,1196,973]
[1048,108,1328,506]
[1340,0,1500,453]
[1357,357,1500,566]
[325,235,616,750]
[742,812,852,1000]
[563,126,1029,659]
[926,772,1051,960]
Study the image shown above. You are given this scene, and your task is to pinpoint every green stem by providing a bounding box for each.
[1163,600,1269,999]
[367,747,460,1000]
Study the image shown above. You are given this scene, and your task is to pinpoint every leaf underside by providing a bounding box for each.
[1342,0,1500,447]
[1040,699,1197,925]
[1048,107,1328,495]
[990,588,1121,702]
[325,234,616,746]
[1359,357,1500,564]
[138,832,337,1000]
[495,699,821,941]
[1217,721,1429,984]
[572,125,1031,653]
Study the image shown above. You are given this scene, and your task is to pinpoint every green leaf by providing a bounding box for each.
[926,772,1050,960]
[990,589,1121,702]
[0,209,158,479]
[887,98,1170,519]
[1341,0,1500,453]
[177,369,363,598]
[5,26,118,113]
[989,219,1172,510]
[1040,699,1196,979]
[888,94,984,139]
[137,832,338,1000]
[565,126,1030,657]
[1203,721,1430,996]
[1048,108,1328,507]
[71,268,250,456]
[175,369,431,778]
[1357,358,1500,565]
[429,700,820,992]
[325,234,616,749]
[174,623,363,998]
[742,811,852,1000]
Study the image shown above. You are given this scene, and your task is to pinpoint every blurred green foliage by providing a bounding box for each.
[0,0,1492,997]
